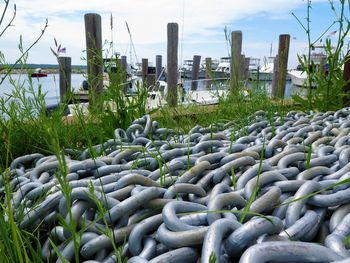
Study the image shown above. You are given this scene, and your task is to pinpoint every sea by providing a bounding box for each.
[0,74,86,106]
[0,74,301,107]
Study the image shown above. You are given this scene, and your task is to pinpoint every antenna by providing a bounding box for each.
[110,13,114,57]
[125,21,139,66]
[180,0,185,67]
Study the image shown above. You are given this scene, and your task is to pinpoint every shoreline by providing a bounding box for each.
[1,68,87,75]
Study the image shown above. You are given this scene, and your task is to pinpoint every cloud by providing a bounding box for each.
[1,0,329,65]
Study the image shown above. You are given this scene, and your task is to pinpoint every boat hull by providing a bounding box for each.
[180,70,206,79]
[249,72,273,81]
[288,70,315,87]
[31,73,48,78]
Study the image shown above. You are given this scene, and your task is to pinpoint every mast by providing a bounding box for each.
[110,13,114,57]
[180,0,185,67]
[125,21,138,67]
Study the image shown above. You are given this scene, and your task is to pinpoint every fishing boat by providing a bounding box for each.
[288,65,313,87]
[288,45,327,87]
[179,60,193,79]
[31,68,47,78]
[249,57,275,81]
[179,59,207,79]
[247,58,260,80]
[68,75,230,116]
[146,80,229,109]
[212,57,231,79]
[74,74,142,102]
[201,59,219,71]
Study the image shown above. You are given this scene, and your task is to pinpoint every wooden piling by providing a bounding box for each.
[120,56,127,72]
[244,57,250,80]
[271,56,278,97]
[119,56,128,93]
[156,55,162,82]
[205,57,212,90]
[191,55,201,91]
[230,30,243,89]
[142,58,148,84]
[343,56,350,106]
[275,34,290,98]
[58,56,72,103]
[167,23,178,107]
[84,13,103,102]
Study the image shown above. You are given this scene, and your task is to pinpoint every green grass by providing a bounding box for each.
[2,0,350,261]
[0,67,295,262]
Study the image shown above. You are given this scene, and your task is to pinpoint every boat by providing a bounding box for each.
[179,59,207,79]
[212,57,231,79]
[146,80,229,109]
[288,45,327,87]
[288,65,313,87]
[31,68,47,78]
[247,58,260,80]
[249,57,275,81]
[74,74,142,102]
[201,59,219,71]
[69,72,231,116]
[179,60,193,79]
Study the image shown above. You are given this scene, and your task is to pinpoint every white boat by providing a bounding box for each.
[146,80,228,110]
[69,75,229,116]
[201,59,219,71]
[179,59,207,79]
[247,58,260,80]
[74,74,142,102]
[288,46,327,87]
[212,57,230,79]
[288,65,314,87]
[249,57,275,81]
[179,60,193,79]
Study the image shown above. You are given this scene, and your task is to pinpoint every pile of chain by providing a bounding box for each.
[4,108,350,262]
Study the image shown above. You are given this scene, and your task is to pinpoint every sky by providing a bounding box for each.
[0,0,347,68]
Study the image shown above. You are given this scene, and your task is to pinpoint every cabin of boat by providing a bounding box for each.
[179,60,193,79]
[288,45,327,87]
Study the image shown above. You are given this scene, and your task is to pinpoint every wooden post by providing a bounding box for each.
[84,13,103,104]
[167,23,178,107]
[343,56,350,106]
[142,58,148,84]
[191,55,201,91]
[275,34,290,98]
[230,30,243,89]
[244,57,250,80]
[156,55,162,82]
[121,56,127,72]
[58,56,71,103]
[271,56,278,96]
[205,57,212,90]
[119,56,128,93]
[238,54,246,81]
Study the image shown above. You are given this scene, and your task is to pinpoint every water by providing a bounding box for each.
[0,74,86,106]
[249,80,298,99]
[0,74,301,106]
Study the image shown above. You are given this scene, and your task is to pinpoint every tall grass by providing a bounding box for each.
[0,0,338,262]
[292,0,350,111]
[0,2,145,261]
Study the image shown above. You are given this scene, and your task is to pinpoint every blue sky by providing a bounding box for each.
[1,0,347,68]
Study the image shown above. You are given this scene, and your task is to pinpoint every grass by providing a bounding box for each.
[0,34,296,261]
[0,67,295,262]
[2,0,350,262]
[292,0,350,111]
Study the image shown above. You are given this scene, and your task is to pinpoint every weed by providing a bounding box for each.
[292,0,350,111]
